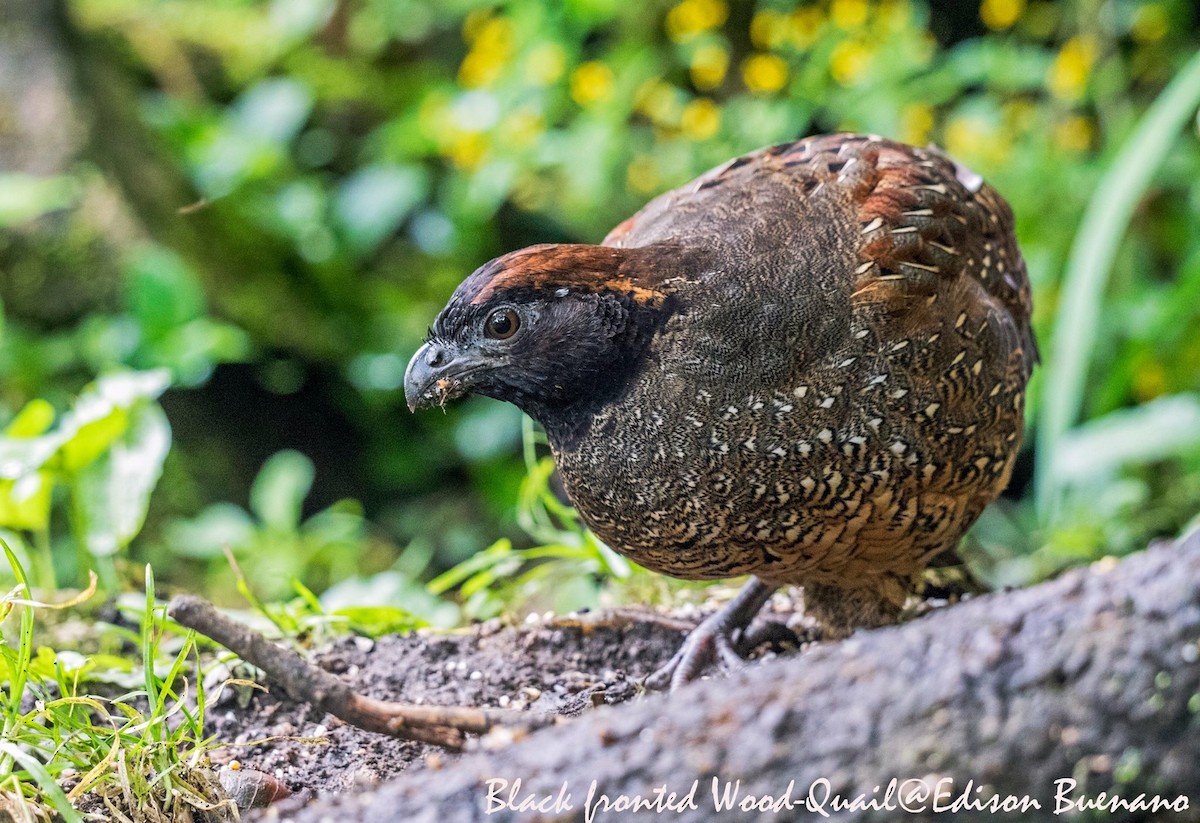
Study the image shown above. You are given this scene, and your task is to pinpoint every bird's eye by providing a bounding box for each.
[485,308,521,340]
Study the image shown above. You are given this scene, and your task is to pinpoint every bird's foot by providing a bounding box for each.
[645,577,790,692]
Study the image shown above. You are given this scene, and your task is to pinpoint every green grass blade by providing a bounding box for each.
[1,539,35,745]
[0,741,85,823]
[1036,48,1200,518]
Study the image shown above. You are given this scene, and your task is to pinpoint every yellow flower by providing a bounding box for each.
[525,43,566,86]
[831,0,869,30]
[750,10,786,49]
[461,9,491,44]
[1133,359,1166,402]
[944,115,1010,167]
[944,116,987,163]
[900,102,935,145]
[1131,4,1169,43]
[472,17,513,53]
[1002,99,1037,136]
[690,44,729,90]
[877,0,911,31]
[788,7,825,48]
[511,174,550,211]
[1048,36,1097,101]
[980,0,1025,31]
[627,155,661,193]
[742,53,789,94]
[501,111,545,148]
[417,94,450,141]
[1053,114,1094,152]
[570,61,615,107]
[830,40,871,86]
[447,133,487,170]
[666,0,729,42]
[635,79,682,124]
[457,16,514,89]
[459,50,503,88]
[681,98,721,140]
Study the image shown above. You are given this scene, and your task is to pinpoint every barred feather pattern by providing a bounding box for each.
[550,134,1037,634]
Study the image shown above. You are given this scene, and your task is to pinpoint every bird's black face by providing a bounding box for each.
[404,258,668,431]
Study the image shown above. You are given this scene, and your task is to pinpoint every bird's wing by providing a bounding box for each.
[603,134,1036,378]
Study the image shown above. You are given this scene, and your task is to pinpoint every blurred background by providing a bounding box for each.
[2,0,1199,623]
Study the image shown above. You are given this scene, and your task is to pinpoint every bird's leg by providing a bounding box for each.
[645,577,778,692]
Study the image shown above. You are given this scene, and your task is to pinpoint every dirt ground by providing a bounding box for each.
[201,602,804,817]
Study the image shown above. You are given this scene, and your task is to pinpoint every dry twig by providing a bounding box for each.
[167,595,552,751]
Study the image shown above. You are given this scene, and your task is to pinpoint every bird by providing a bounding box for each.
[405,133,1037,691]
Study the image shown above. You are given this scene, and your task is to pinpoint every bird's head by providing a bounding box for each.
[404,243,675,432]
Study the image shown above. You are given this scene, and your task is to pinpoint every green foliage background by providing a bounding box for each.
[2,0,1200,610]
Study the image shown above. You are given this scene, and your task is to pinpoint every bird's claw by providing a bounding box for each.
[645,577,785,692]
[645,614,748,692]
[645,616,800,692]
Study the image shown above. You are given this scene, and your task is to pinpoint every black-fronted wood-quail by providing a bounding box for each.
[405,134,1037,690]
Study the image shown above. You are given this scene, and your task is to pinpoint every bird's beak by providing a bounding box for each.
[404,341,482,412]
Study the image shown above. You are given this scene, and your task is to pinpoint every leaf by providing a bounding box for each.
[234,78,313,145]
[92,369,173,408]
[1036,48,1200,516]
[269,0,336,40]
[5,399,55,438]
[331,605,426,636]
[164,503,256,559]
[60,403,127,472]
[0,472,54,531]
[125,246,206,341]
[0,173,80,227]
[250,450,315,530]
[0,435,61,481]
[0,742,85,823]
[1056,394,1200,483]
[59,369,171,472]
[74,403,172,558]
[335,164,429,253]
